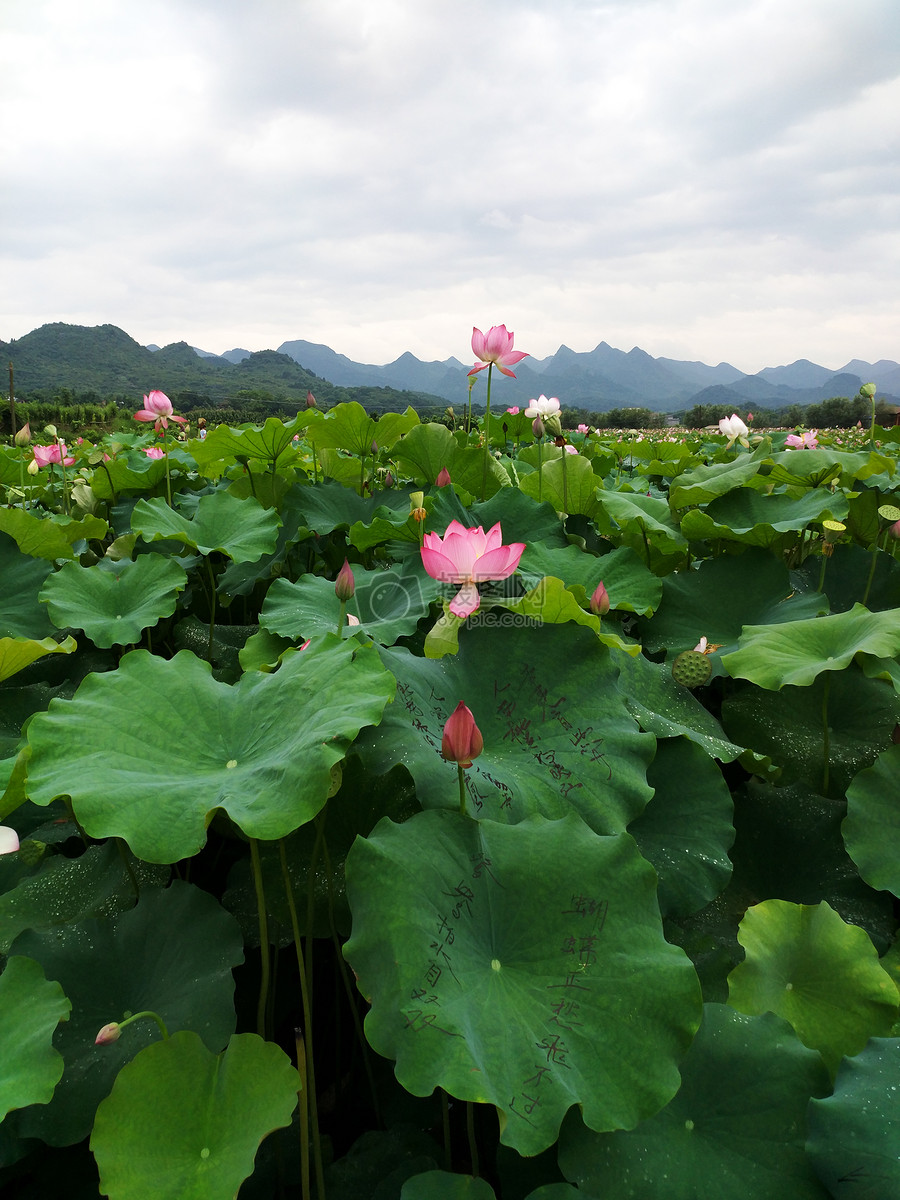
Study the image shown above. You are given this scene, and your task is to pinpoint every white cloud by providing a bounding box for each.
[2,0,899,373]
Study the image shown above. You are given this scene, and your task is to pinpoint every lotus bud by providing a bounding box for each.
[26,458,40,476]
[532,416,545,438]
[384,471,395,488]
[590,581,610,616]
[306,390,317,408]
[889,519,900,540]
[14,422,31,446]
[441,702,483,768]
[435,467,452,487]
[95,1022,122,1046]
[371,440,378,456]
[334,559,355,601]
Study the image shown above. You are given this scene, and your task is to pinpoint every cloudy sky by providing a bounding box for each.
[3,0,899,373]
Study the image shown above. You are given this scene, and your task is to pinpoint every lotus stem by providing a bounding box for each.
[467,1101,479,1177]
[295,1029,311,1200]
[278,838,326,1200]
[822,673,831,796]
[480,363,493,502]
[249,837,271,1039]
[457,762,467,816]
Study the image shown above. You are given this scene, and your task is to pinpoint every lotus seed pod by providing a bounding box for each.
[671,650,712,689]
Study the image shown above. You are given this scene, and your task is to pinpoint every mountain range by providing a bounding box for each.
[4,322,898,413]
[239,338,900,412]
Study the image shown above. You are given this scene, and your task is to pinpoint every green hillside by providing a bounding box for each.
[1,323,446,412]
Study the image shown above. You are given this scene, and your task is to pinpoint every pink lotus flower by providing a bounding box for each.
[785,429,819,450]
[0,825,19,855]
[468,325,529,378]
[421,520,525,619]
[577,423,590,434]
[506,406,520,415]
[33,442,75,467]
[133,390,187,432]
[441,702,483,768]
[143,446,165,459]
[564,444,577,455]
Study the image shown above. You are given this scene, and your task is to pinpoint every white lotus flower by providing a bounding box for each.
[524,395,561,418]
[718,413,749,446]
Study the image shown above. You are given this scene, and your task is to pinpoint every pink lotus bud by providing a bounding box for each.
[435,467,452,487]
[532,416,544,438]
[441,702,483,768]
[306,390,317,408]
[14,422,31,446]
[335,559,356,601]
[590,581,610,616]
[95,1022,121,1046]
[889,520,900,540]
[384,471,395,488]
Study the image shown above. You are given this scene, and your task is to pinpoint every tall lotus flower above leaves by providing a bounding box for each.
[421,520,525,619]
[134,390,187,432]
[718,413,749,448]
[468,325,529,378]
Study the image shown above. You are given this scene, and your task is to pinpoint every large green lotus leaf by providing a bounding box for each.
[842,745,900,896]
[0,509,108,561]
[188,411,309,472]
[727,899,898,1072]
[0,635,77,684]
[613,651,745,765]
[628,738,734,918]
[88,453,168,500]
[721,669,900,798]
[807,1037,900,1198]
[309,401,418,456]
[360,625,655,834]
[723,603,900,690]
[24,640,395,862]
[391,422,462,484]
[681,487,848,549]
[469,485,570,550]
[668,445,769,508]
[39,556,188,648]
[592,491,687,568]
[766,447,894,489]
[216,483,313,598]
[794,541,900,615]
[344,810,701,1156]
[131,490,281,562]
[497,576,641,658]
[0,956,71,1120]
[727,780,896,953]
[90,1031,299,1200]
[401,1172,497,1199]
[0,532,55,639]
[518,544,662,616]
[558,1004,831,1200]
[260,561,432,646]
[292,478,413,534]
[12,882,244,1146]
[518,454,602,518]
[640,550,826,656]
[0,840,168,953]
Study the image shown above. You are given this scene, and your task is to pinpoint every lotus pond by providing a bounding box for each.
[1,391,900,1199]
